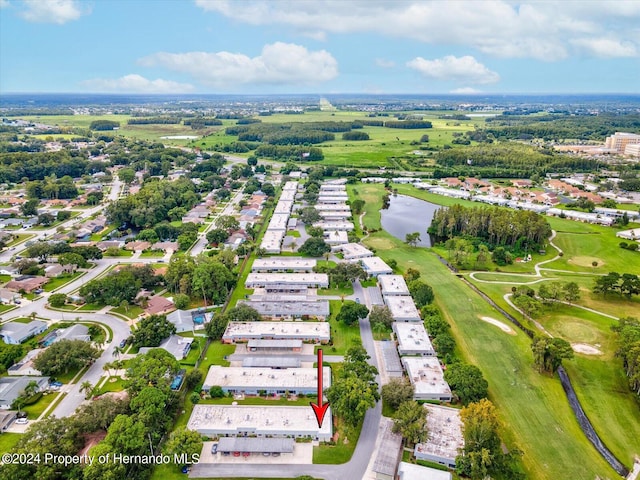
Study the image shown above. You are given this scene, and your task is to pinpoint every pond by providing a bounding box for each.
[380,194,441,247]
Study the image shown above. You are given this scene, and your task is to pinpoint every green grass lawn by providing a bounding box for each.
[95,377,126,395]
[0,433,22,454]
[140,250,165,257]
[22,390,58,419]
[43,272,83,292]
[322,300,361,355]
[110,305,144,319]
[312,417,361,464]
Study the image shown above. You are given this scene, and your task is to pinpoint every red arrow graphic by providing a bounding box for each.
[309,348,330,428]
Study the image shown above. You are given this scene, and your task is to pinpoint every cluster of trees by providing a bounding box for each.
[314,262,367,288]
[326,345,379,426]
[131,314,176,348]
[430,204,551,255]
[106,177,200,229]
[612,317,640,397]
[422,304,457,360]
[531,336,574,374]
[254,144,324,161]
[299,237,331,257]
[26,174,78,199]
[79,265,161,306]
[0,396,130,479]
[456,399,524,479]
[183,117,222,128]
[89,120,120,131]
[164,254,236,305]
[443,363,489,405]
[0,342,25,374]
[127,116,181,125]
[485,113,640,141]
[593,272,640,298]
[384,120,432,129]
[33,339,101,376]
[0,150,98,184]
[24,240,102,263]
[342,131,370,141]
[434,143,603,178]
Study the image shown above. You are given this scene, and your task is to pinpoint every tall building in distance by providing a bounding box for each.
[604,132,640,154]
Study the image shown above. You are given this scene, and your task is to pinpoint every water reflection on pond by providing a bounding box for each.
[380,194,440,247]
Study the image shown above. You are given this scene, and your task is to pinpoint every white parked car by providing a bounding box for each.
[15,417,29,425]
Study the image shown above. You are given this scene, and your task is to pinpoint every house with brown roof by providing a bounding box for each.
[151,241,179,253]
[5,276,48,293]
[125,241,151,252]
[143,296,176,317]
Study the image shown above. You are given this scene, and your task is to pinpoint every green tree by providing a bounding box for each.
[351,199,365,215]
[206,228,229,245]
[80,381,93,399]
[118,168,135,185]
[164,426,203,459]
[48,293,67,308]
[444,363,489,404]
[369,305,394,329]
[325,375,378,427]
[381,377,414,410]
[205,313,230,340]
[336,301,370,326]
[131,314,176,348]
[432,332,456,357]
[298,237,331,257]
[408,280,434,308]
[58,251,89,269]
[299,207,321,224]
[173,293,190,310]
[531,336,574,374]
[216,215,240,233]
[227,303,262,322]
[405,231,421,247]
[124,348,180,397]
[562,282,581,302]
[33,339,100,375]
[21,198,39,216]
[191,257,234,305]
[392,400,428,445]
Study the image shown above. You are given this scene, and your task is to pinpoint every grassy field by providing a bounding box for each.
[312,416,361,464]
[365,231,619,479]
[351,181,621,478]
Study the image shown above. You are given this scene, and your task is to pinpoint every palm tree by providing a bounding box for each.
[103,362,113,380]
[112,345,124,360]
[80,381,93,400]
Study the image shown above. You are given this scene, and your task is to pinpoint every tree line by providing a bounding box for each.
[429,204,552,254]
[612,317,640,397]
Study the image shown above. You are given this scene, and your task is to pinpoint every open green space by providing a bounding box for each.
[0,433,22,454]
[312,417,361,464]
[43,272,83,292]
[352,178,621,479]
[22,390,58,419]
[322,300,361,355]
[110,304,144,319]
[95,377,126,396]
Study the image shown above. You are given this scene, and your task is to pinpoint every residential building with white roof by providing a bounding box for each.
[251,257,316,272]
[187,404,332,440]
[414,404,464,468]
[384,295,421,322]
[402,357,452,401]
[360,256,393,277]
[379,275,410,296]
[222,321,330,344]
[339,242,373,260]
[245,273,328,288]
[202,366,331,396]
[393,322,435,356]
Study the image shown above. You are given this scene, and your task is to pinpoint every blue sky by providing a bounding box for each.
[1,0,639,94]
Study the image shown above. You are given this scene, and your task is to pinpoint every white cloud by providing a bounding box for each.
[407,55,500,85]
[0,0,10,9]
[20,0,85,24]
[375,58,395,68]
[81,74,195,94]
[139,42,338,88]
[194,1,640,60]
[450,87,481,94]
[571,37,638,58]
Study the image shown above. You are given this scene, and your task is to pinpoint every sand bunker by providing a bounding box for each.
[480,316,516,335]
[571,343,603,355]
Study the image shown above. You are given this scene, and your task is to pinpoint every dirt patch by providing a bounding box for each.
[480,316,516,335]
[571,343,603,355]
[568,256,605,268]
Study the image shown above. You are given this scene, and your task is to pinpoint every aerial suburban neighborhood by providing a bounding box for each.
[1,2,640,480]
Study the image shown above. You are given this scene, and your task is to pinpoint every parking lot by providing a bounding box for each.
[198,441,313,464]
